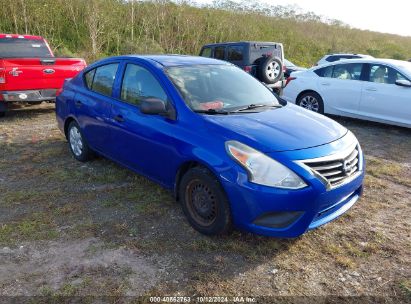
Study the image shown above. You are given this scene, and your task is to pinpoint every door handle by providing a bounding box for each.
[365,87,377,91]
[321,82,330,86]
[74,100,82,108]
[114,115,124,122]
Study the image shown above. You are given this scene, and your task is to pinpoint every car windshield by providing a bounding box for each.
[397,61,411,77]
[166,64,280,112]
[284,59,295,67]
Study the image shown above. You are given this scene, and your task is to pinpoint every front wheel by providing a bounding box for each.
[67,121,93,162]
[296,91,324,114]
[179,167,233,236]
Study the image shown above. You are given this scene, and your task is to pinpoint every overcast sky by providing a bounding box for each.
[194,0,411,37]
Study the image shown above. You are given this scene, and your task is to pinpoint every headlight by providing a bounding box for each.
[226,141,307,189]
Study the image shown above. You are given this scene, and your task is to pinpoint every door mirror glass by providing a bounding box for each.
[395,79,411,87]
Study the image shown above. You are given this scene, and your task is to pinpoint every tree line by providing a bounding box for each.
[0,0,410,66]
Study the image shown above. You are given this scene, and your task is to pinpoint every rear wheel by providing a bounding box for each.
[179,167,232,236]
[297,91,324,114]
[67,121,93,162]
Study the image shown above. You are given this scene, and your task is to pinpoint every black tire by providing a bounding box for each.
[296,91,324,114]
[67,121,93,162]
[0,111,5,118]
[258,56,283,84]
[179,166,233,236]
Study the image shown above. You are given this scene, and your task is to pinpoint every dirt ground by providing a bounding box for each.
[0,103,410,302]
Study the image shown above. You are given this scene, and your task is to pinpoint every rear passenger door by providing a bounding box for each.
[75,63,119,152]
[316,63,364,115]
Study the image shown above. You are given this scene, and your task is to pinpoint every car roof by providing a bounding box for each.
[310,58,411,76]
[202,41,281,47]
[0,33,44,40]
[325,53,371,57]
[316,58,408,66]
[96,54,229,67]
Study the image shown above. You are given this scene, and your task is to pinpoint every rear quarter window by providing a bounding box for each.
[227,46,244,61]
[314,65,334,77]
[84,69,96,89]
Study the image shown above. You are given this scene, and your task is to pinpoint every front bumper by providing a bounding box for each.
[1,89,57,103]
[220,134,365,238]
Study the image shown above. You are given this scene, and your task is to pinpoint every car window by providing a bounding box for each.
[214,46,225,60]
[368,64,402,84]
[84,69,96,89]
[200,47,212,58]
[227,46,244,61]
[120,64,167,106]
[90,63,119,96]
[332,63,363,80]
[314,65,334,77]
[326,56,338,62]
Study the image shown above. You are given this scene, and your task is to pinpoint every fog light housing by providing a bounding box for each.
[253,211,303,229]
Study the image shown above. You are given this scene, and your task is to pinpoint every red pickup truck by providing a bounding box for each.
[0,34,86,117]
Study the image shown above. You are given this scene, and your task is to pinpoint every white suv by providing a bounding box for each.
[316,53,374,66]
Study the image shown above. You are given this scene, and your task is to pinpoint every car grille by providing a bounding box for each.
[302,145,361,189]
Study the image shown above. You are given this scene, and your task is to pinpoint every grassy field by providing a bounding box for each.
[0,103,410,301]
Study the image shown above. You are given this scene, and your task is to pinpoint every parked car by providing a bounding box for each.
[284,58,306,78]
[283,58,411,128]
[56,55,364,238]
[199,41,285,94]
[315,53,374,66]
[0,33,87,117]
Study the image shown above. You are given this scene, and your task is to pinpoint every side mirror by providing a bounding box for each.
[395,79,411,87]
[140,98,176,120]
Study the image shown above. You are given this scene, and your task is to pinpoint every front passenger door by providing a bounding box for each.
[359,64,411,125]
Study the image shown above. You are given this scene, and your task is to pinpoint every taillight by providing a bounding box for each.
[243,66,252,73]
[285,77,296,86]
[0,68,5,84]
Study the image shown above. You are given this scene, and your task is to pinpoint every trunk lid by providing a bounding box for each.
[0,58,86,91]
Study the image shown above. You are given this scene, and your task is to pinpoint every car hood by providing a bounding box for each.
[202,104,347,152]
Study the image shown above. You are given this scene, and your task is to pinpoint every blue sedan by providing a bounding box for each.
[56,55,365,238]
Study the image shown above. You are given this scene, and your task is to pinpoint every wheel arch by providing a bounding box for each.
[174,160,222,201]
[63,116,78,140]
[296,89,323,104]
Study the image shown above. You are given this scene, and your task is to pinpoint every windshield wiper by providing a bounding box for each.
[234,104,281,112]
[193,109,229,115]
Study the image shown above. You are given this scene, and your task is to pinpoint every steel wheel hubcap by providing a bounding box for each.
[69,126,83,157]
[186,179,217,226]
[265,61,280,80]
[300,96,320,112]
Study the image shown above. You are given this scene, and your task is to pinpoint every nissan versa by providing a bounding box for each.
[56,55,365,238]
